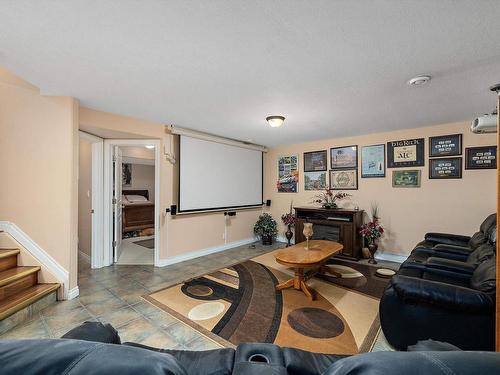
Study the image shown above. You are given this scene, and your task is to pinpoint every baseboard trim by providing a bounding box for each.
[78,250,91,264]
[67,286,80,300]
[157,237,257,267]
[375,251,408,264]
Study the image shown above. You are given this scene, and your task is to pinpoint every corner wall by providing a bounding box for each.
[264,121,497,256]
[0,67,79,290]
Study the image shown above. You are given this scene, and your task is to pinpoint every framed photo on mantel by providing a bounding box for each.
[429,157,462,179]
[387,138,425,168]
[429,134,462,157]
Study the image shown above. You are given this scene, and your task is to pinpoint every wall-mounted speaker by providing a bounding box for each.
[266,200,272,207]
[170,204,177,215]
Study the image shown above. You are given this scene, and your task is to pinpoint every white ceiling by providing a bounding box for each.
[1,1,499,146]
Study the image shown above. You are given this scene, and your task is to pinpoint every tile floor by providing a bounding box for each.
[0,241,395,352]
[117,235,155,265]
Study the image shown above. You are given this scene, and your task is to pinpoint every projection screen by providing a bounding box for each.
[178,135,263,212]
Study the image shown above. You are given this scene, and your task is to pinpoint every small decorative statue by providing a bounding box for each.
[359,204,384,264]
[281,201,297,247]
[303,223,314,250]
[313,189,351,209]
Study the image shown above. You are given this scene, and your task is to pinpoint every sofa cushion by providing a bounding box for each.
[283,347,347,375]
[61,321,121,344]
[468,231,488,249]
[479,213,497,234]
[407,339,461,351]
[467,243,495,266]
[470,257,496,293]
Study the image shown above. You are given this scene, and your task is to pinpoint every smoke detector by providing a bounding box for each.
[407,75,431,87]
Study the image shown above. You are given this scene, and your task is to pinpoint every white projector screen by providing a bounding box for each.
[178,136,263,212]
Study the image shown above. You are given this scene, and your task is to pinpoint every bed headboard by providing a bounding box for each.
[122,189,149,200]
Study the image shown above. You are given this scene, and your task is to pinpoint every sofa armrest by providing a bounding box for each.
[424,233,471,247]
[426,257,475,275]
[390,275,494,313]
[412,245,469,262]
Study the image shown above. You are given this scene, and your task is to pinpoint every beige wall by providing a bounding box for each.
[0,67,79,288]
[78,138,92,257]
[264,122,497,256]
[79,107,261,260]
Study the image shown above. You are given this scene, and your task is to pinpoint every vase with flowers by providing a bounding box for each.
[281,202,297,247]
[359,204,384,264]
[313,189,351,209]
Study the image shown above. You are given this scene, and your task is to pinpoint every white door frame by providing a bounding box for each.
[103,139,161,267]
[78,131,104,269]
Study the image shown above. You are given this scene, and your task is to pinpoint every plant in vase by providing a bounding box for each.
[359,204,384,264]
[281,202,297,247]
[254,213,278,245]
[313,189,351,209]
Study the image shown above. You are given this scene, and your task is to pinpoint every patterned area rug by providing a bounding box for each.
[144,250,392,354]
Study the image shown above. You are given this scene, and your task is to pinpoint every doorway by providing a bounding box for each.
[103,139,161,266]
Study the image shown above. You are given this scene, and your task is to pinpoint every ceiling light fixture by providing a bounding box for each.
[145,145,155,149]
[266,115,285,128]
[407,75,431,87]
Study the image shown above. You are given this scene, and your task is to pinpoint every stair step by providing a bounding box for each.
[0,284,59,321]
[0,249,20,272]
[0,266,40,288]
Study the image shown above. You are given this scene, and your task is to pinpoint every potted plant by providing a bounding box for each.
[359,204,384,264]
[313,189,351,209]
[281,201,297,247]
[254,213,278,245]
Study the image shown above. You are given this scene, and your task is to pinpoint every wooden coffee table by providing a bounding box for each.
[274,240,343,300]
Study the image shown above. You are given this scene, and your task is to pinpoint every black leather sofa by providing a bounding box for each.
[380,214,497,351]
[406,213,496,264]
[1,322,500,375]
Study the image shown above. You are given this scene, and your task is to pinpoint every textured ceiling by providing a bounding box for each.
[1,1,499,146]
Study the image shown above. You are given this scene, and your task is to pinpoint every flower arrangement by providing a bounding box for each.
[313,189,351,209]
[281,201,297,226]
[359,204,384,244]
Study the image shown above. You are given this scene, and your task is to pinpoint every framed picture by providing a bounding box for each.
[429,134,462,157]
[304,171,327,190]
[465,146,497,170]
[387,138,424,168]
[277,155,299,192]
[361,144,385,178]
[392,170,421,188]
[122,163,132,186]
[429,157,462,179]
[329,169,358,190]
[330,145,358,169]
[304,150,327,172]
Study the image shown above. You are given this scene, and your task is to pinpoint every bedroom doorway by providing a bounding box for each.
[103,139,161,267]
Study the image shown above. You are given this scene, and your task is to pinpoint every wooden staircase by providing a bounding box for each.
[0,248,59,321]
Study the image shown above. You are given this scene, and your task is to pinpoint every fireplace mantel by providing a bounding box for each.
[294,206,364,260]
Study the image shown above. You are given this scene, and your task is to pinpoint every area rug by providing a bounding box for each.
[134,238,155,249]
[144,250,392,354]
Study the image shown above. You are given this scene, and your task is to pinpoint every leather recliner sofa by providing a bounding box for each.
[1,322,500,375]
[380,251,496,351]
[405,213,496,264]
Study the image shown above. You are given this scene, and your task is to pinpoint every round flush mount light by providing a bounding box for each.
[407,75,432,87]
[145,145,155,149]
[266,115,285,128]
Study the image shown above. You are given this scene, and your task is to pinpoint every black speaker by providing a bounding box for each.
[170,204,177,215]
[266,200,271,207]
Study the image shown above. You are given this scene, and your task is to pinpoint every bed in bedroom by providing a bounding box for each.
[122,189,155,235]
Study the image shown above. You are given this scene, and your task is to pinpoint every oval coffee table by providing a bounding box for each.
[274,240,343,300]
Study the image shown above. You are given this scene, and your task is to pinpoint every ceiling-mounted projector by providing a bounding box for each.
[471,112,497,134]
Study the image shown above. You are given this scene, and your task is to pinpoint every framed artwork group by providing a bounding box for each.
[277,132,497,193]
